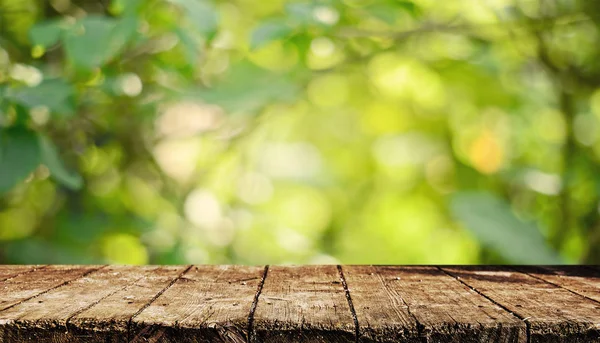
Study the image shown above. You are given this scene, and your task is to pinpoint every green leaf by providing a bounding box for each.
[28,19,65,47]
[394,1,421,17]
[7,79,75,116]
[285,3,315,26]
[170,0,219,35]
[175,27,201,66]
[250,20,294,50]
[39,135,83,190]
[451,191,562,264]
[110,0,144,15]
[190,62,298,113]
[63,16,137,69]
[0,128,41,193]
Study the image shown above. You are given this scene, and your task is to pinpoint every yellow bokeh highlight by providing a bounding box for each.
[0,207,37,240]
[31,45,45,58]
[468,129,505,174]
[102,233,149,264]
[307,74,349,108]
[248,40,298,72]
[360,102,408,135]
[536,108,566,144]
[368,53,445,112]
[270,185,332,237]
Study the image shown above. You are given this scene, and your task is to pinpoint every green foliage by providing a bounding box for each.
[39,135,83,190]
[250,21,294,50]
[451,192,562,264]
[63,16,138,70]
[7,79,75,116]
[0,128,40,193]
[0,0,599,265]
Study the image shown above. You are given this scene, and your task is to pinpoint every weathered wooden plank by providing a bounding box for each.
[131,265,265,343]
[252,265,355,343]
[69,265,189,342]
[0,265,43,282]
[343,266,526,343]
[0,265,155,343]
[442,266,600,343]
[515,266,600,304]
[0,265,101,312]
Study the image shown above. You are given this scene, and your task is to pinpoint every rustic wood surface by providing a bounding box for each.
[0,266,598,342]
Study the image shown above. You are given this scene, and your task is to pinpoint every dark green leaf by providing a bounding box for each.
[250,20,294,50]
[63,16,137,69]
[451,191,562,264]
[28,19,65,47]
[7,79,75,116]
[0,128,41,193]
[39,135,83,190]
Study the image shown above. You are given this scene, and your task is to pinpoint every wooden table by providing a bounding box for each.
[0,265,599,342]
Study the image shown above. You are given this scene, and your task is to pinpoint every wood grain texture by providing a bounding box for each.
[442,266,600,343]
[131,265,265,343]
[343,266,526,343]
[252,265,355,343]
[0,265,42,282]
[0,265,600,342]
[0,265,101,312]
[70,265,189,342]
[515,266,600,304]
[0,265,155,343]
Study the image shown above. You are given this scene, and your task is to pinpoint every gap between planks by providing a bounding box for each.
[126,265,193,341]
[247,265,269,343]
[438,267,532,343]
[337,265,360,343]
[510,266,600,307]
[0,265,107,313]
[6,265,593,342]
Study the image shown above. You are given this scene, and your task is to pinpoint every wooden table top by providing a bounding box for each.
[0,265,598,342]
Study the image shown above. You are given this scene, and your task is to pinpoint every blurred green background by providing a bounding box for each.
[0,0,599,265]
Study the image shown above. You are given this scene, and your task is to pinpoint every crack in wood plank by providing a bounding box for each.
[511,266,600,307]
[437,267,531,343]
[0,265,106,313]
[337,265,360,343]
[0,265,46,283]
[248,265,269,343]
[127,265,193,342]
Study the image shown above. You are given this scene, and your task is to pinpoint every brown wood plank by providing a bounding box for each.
[131,265,265,343]
[0,265,154,343]
[515,266,600,304]
[69,265,189,342]
[252,265,355,343]
[343,266,526,343]
[441,266,600,342]
[0,265,43,282]
[0,265,101,312]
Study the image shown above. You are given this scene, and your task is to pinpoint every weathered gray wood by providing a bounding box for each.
[131,265,265,343]
[442,266,600,343]
[0,265,101,312]
[343,266,526,343]
[0,265,157,343]
[252,265,355,343]
[515,266,600,304]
